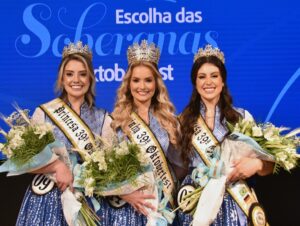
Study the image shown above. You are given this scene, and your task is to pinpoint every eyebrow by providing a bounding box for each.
[64,70,87,72]
[131,75,153,79]
[197,71,220,75]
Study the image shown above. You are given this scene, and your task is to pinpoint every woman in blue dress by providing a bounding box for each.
[177,45,273,226]
[16,41,113,226]
[97,40,186,226]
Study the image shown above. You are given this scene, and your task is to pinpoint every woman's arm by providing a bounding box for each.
[227,157,274,182]
[31,107,73,191]
[32,159,73,191]
[256,159,274,176]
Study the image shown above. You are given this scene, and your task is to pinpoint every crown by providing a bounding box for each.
[194,44,225,64]
[62,41,92,59]
[127,40,160,65]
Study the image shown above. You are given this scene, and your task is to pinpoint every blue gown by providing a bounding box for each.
[178,104,249,226]
[16,102,108,226]
[98,111,183,226]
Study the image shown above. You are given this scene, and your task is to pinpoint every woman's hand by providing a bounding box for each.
[53,160,73,192]
[119,189,156,216]
[227,157,263,182]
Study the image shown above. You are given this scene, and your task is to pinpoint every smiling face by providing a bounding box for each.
[130,65,156,107]
[62,59,90,102]
[196,63,224,104]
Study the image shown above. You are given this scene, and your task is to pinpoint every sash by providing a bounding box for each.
[40,98,96,152]
[192,116,264,221]
[128,112,175,206]
[32,98,96,195]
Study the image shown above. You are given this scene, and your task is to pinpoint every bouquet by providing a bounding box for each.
[178,119,300,226]
[70,135,154,224]
[74,137,151,197]
[0,107,100,226]
[227,119,300,173]
[0,107,58,174]
[72,136,172,226]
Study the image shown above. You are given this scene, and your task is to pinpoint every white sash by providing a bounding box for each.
[128,112,175,206]
[40,98,96,152]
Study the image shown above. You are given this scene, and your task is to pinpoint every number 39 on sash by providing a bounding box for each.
[31,174,55,195]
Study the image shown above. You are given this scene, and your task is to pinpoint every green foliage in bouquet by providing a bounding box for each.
[9,127,54,165]
[227,118,300,173]
[88,143,143,189]
[76,137,148,197]
[0,108,55,166]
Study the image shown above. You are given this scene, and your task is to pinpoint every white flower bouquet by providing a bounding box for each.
[0,107,100,226]
[227,119,300,172]
[72,136,171,226]
[74,136,153,198]
[178,119,300,226]
[0,107,60,174]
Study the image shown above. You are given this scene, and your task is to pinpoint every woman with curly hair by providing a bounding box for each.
[177,45,273,226]
[99,40,186,226]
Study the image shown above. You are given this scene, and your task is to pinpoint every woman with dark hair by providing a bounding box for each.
[177,45,273,225]
[16,41,113,225]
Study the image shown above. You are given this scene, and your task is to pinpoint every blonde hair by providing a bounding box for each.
[55,53,96,107]
[112,61,180,145]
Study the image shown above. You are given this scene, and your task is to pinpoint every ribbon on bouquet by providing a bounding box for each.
[191,158,227,226]
[146,180,175,226]
[191,158,225,188]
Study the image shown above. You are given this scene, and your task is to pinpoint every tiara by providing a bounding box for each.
[194,44,225,64]
[62,41,92,59]
[127,40,160,65]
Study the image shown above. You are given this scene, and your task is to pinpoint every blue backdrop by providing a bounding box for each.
[1,0,299,128]
[0,1,300,225]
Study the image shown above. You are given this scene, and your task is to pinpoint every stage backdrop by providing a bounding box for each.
[0,0,299,225]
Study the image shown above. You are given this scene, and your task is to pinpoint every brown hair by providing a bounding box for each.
[180,55,241,162]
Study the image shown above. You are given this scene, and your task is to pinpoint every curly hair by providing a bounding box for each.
[180,55,241,162]
[112,61,180,145]
[55,53,96,107]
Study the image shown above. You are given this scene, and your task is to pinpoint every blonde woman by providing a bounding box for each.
[99,40,186,226]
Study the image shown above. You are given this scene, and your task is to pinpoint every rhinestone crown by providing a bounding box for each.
[194,44,225,64]
[127,40,160,65]
[62,41,92,59]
